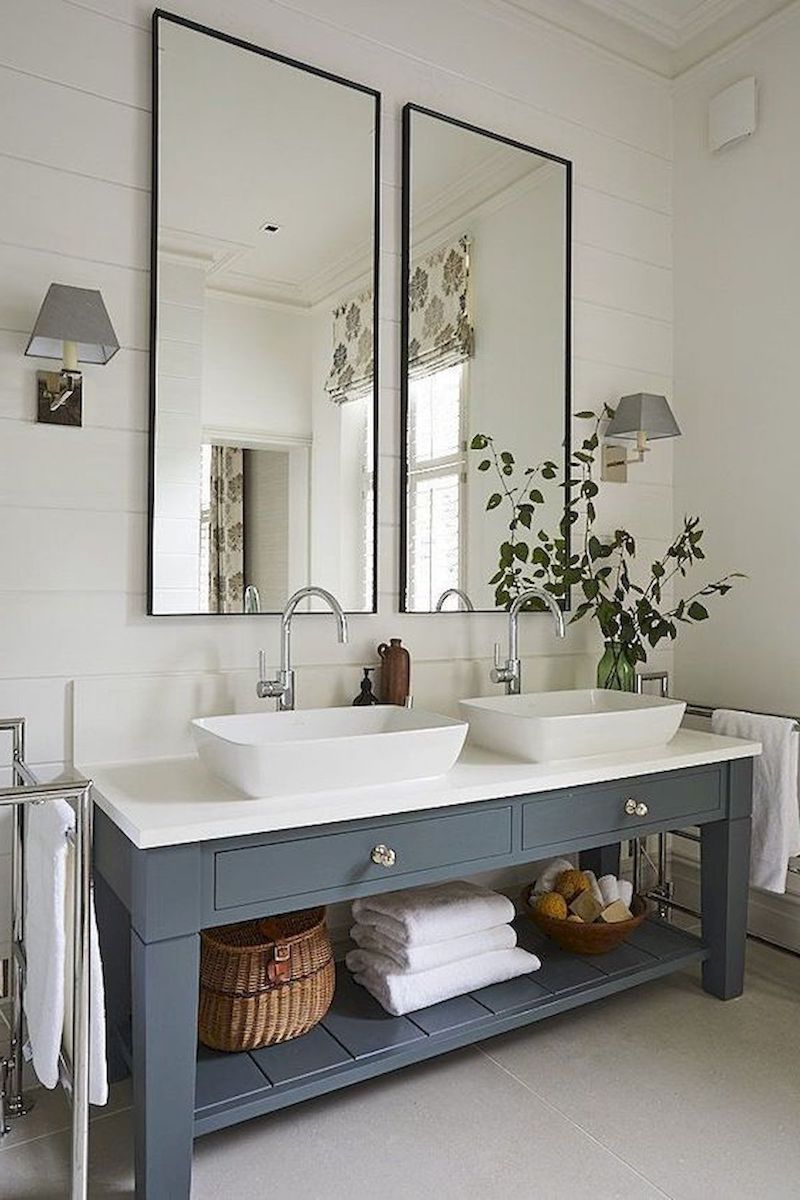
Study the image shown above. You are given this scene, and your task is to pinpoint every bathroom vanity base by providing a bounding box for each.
[193,917,705,1137]
[92,750,756,1200]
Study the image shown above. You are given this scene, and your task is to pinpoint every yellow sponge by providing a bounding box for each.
[554,869,591,903]
[535,891,568,920]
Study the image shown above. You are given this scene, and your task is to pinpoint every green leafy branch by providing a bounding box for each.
[470,409,743,667]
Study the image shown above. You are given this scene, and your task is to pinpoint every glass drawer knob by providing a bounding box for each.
[625,798,649,817]
[371,844,396,867]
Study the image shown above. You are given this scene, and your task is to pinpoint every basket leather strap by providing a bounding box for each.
[267,940,292,984]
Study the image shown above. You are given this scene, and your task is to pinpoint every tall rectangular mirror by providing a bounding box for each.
[149,14,380,614]
[400,105,571,614]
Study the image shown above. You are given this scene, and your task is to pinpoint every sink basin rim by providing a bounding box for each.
[460,689,684,720]
[459,688,687,763]
[191,705,469,798]
[191,706,466,749]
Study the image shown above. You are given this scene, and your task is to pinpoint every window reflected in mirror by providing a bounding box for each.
[401,106,571,613]
[149,15,379,615]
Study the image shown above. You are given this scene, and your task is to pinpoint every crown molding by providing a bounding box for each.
[464,0,673,78]
[673,0,800,85]
[466,0,797,78]
[411,159,560,260]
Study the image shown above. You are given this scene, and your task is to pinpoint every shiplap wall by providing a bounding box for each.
[0,0,675,967]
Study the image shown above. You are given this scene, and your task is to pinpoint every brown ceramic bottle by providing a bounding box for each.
[377,638,411,706]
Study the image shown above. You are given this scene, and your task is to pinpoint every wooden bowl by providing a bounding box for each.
[523,886,648,955]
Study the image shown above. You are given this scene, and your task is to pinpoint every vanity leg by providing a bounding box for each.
[700,816,751,1000]
[132,931,199,1199]
[580,843,620,878]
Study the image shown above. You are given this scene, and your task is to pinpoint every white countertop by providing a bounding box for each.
[83,728,760,850]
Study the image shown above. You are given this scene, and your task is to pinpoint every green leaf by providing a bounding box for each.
[477,459,491,471]
[575,410,595,420]
[529,488,544,504]
[470,434,488,449]
[688,601,709,621]
[500,451,514,465]
[486,493,502,511]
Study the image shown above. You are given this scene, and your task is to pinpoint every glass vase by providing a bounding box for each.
[596,641,635,692]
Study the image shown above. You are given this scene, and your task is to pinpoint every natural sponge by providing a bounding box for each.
[535,891,568,920]
[554,869,591,902]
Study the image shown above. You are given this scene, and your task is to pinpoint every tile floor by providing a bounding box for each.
[1,937,799,1199]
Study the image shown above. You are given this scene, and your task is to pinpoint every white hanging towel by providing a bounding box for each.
[24,799,108,1105]
[712,710,800,894]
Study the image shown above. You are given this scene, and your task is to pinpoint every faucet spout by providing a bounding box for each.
[258,586,348,711]
[492,587,565,695]
[434,588,475,612]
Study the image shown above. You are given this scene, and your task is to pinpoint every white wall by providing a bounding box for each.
[0,0,674,970]
[201,295,312,439]
[466,167,567,607]
[672,13,800,715]
[152,259,205,613]
[672,13,800,945]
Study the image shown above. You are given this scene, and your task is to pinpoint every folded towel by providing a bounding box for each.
[598,875,620,906]
[712,710,800,893]
[352,881,514,947]
[532,857,575,894]
[583,869,604,905]
[618,879,634,908]
[23,800,108,1105]
[347,945,541,1016]
[350,921,517,972]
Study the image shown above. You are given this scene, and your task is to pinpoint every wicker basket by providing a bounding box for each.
[198,907,335,1052]
[523,886,648,955]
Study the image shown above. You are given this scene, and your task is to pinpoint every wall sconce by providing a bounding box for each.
[25,284,119,427]
[601,392,681,483]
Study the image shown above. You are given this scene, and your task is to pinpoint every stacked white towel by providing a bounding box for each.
[347,881,540,1016]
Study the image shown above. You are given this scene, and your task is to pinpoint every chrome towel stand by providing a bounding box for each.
[634,676,800,954]
[0,717,94,1200]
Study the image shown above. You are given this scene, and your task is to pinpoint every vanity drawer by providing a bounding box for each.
[522,767,723,851]
[214,804,513,911]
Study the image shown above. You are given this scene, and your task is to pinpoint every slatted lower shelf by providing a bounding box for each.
[194,917,707,1136]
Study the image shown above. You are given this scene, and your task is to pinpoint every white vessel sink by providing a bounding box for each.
[460,688,686,762]
[191,706,469,797]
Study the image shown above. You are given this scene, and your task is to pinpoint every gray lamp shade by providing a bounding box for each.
[25,283,119,364]
[605,393,681,442]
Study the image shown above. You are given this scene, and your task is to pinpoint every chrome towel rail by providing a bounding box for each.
[685,700,800,733]
[632,681,800,949]
[0,717,94,1200]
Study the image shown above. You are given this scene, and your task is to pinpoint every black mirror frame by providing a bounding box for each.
[398,103,573,615]
[148,10,382,616]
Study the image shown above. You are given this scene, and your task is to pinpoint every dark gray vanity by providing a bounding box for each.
[93,746,754,1199]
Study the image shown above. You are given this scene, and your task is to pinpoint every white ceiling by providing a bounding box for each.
[158,20,377,307]
[158,21,550,308]
[501,0,794,74]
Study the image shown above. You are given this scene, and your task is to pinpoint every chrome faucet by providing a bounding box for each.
[243,584,261,614]
[491,587,565,695]
[434,588,475,612]
[257,586,348,711]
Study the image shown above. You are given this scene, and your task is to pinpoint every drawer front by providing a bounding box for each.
[214,805,513,911]
[522,768,722,851]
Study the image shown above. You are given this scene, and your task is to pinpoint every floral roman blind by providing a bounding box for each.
[208,444,244,613]
[408,234,474,379]
[325,287,374,405]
